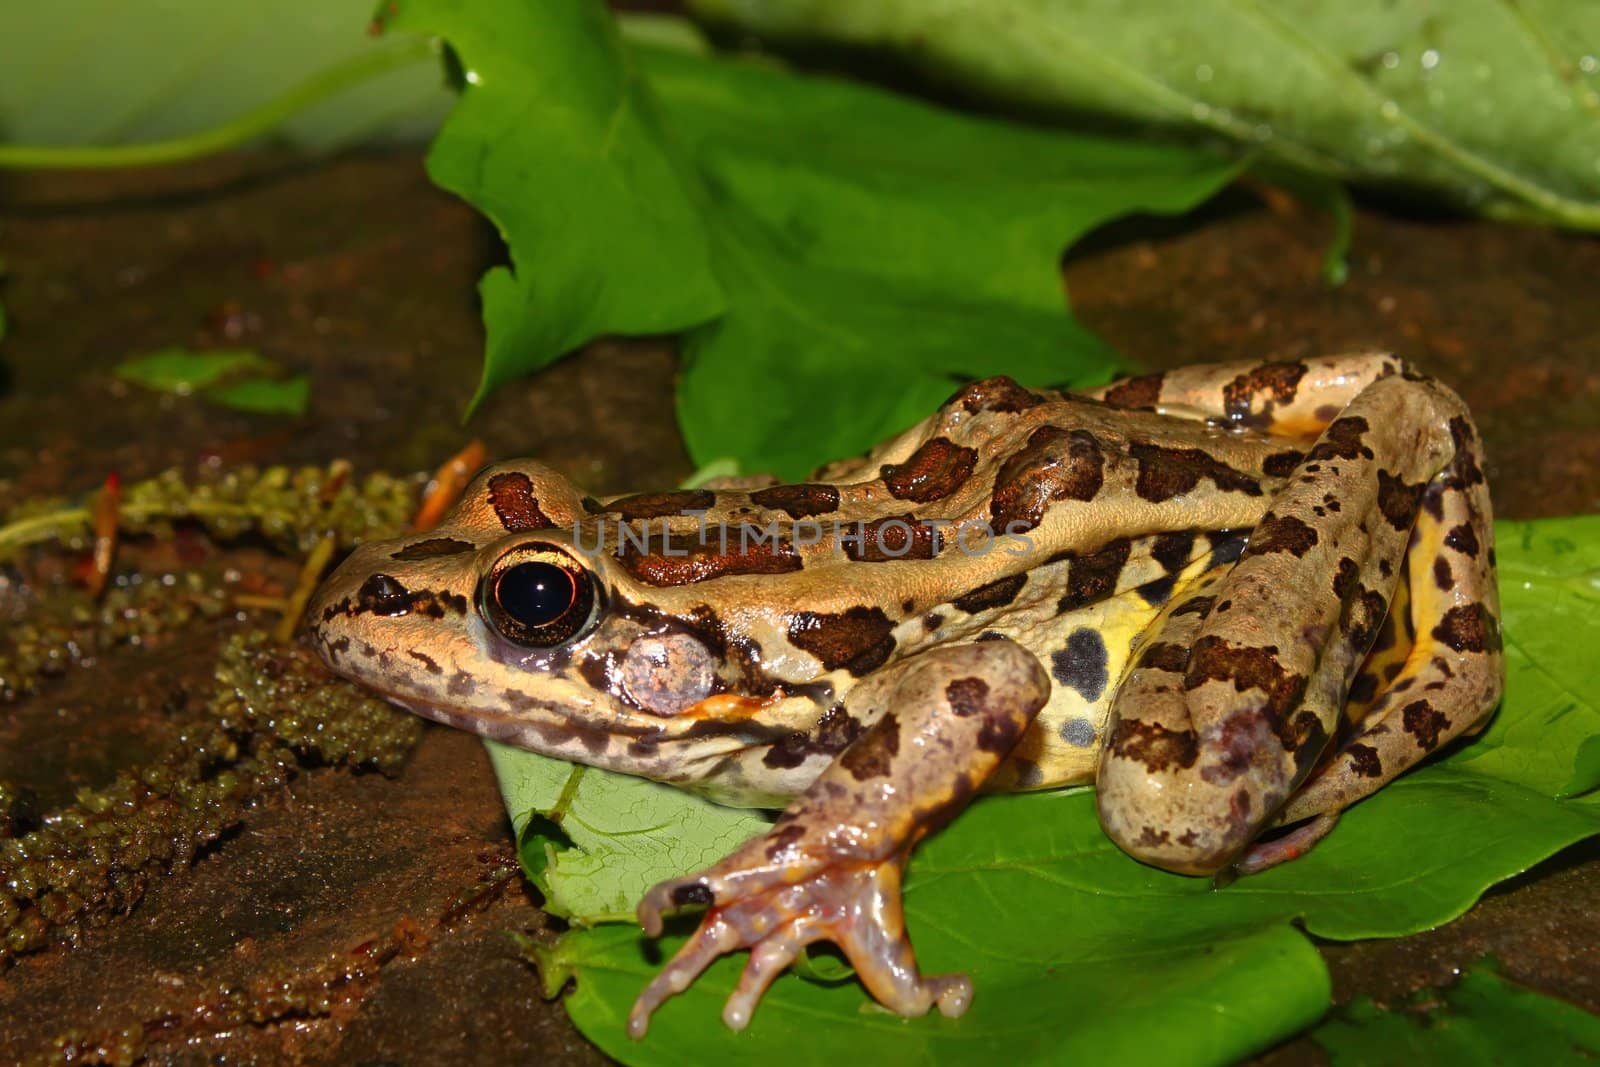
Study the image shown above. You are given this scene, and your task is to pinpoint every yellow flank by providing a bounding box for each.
[992,554,1226,791]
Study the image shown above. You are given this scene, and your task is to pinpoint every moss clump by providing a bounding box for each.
[0,626,423,965]
[1,463,423,564]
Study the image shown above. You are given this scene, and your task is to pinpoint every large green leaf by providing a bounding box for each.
[385,0,1240,479]
[492,515,1600,1063]
[691,0,1600,231]
[1313,965,1600,1064]
[377,1,728,413]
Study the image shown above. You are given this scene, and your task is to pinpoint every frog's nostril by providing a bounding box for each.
[357,573,414,616]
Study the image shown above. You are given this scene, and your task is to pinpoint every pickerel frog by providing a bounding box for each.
[308,355,1503,1035]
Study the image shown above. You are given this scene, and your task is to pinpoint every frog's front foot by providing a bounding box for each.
[628,849,970,1037]
[627,640,1047,1037]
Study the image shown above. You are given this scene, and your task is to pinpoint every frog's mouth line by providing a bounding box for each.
[370,677,794,788]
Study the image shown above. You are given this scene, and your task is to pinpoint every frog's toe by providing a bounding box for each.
[631,857,970,1035]
[722,921,817,1029]
[628,911,741,1038]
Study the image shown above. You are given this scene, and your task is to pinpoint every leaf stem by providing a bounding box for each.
[0,39,436,171]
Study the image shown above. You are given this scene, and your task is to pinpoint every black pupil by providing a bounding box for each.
[495,562,576,628]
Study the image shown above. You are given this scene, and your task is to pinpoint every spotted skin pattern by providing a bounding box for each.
[306,353,1504,1034]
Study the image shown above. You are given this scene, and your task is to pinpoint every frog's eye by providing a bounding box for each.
[481,547,598,648]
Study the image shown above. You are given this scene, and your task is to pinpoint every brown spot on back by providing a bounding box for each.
[945,677,990,717]
[948,375,1043,414]
[618,528,801,586]
[788,607,897,675]
[1101,373,1163,409]
[842,516,939,562]
[1057,538,1133,611]
[1130,442,1262,503]
[751,483,840,518]
[1401,700,1450,751]
[605,489,717,520]
[1433,558,1454,590]
[990,426,1107,532]
[391,537,476,561]
[882,437,978,503]
[953,573,1027,614]
[1109,719,1198,772]
[1377,470,1426,532]
[1432,604,1501,654]
[1243,514,1319,558]
[840,712,901,779]
[487,472,555,532]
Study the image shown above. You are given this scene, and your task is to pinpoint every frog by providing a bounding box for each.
[305,354,1503,1037]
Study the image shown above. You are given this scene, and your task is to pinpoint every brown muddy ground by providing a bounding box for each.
[0,153,1595,1065]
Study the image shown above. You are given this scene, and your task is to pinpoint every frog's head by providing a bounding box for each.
[305,460,770,784]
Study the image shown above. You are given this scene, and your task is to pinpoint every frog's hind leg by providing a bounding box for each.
[1237,439,1504,872]
[1096,365,1502,875]
[627,640,1050,1037]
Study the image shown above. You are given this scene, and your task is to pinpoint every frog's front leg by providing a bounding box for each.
[628,640,1050,1037]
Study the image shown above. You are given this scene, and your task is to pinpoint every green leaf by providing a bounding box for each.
[487,742,769,924]
[377,0,726,413]
[115,347,311,416]
[115,348,276,393]
[203,376,311,416]
[0,1,447,150]
[388,0,1239,478]
[488,514,1600,1062]
[642,46,1235,476]
[1313,964,1600,1064]
[691,0,1600,231]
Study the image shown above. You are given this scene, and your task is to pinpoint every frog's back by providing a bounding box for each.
[575,378,1297,790]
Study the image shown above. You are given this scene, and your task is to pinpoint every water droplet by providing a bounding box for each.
[1580,55,1599,75]
[465,68,482,86]
[1381,51,1400,70]
[1421,49,1440,71]
[1195,64,1214,83]
[1191,102,1213,121]
[1380,100,1400,120]
[1254,123,1273,141]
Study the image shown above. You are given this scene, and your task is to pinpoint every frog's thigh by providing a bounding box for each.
[629,640,1050,1035]
[1097,372,1480,875]
[1264,435,1504,834]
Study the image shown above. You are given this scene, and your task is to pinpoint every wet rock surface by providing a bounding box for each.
[1,153,1595,1063]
